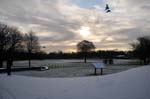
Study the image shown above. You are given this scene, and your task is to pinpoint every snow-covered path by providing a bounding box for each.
[0,66,150,99]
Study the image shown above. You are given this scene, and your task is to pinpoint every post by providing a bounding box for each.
[100,68,103,75]
[84,52,87,63]
[94,68,97,75]
[7,59,12,76]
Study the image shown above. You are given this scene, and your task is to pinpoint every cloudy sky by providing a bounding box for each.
[0,0,150,52]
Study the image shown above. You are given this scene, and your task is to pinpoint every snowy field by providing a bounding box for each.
[0,66,150,99]
[2,59,141,78]
[13,64,141,78]
[10,59,139,67]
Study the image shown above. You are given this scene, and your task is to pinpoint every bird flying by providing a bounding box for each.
[105,4,111,13]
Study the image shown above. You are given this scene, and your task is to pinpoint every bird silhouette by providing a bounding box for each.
[105,4,111,13]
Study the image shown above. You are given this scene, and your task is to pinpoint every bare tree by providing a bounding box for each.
[0,23,8,68]
[6,27,23,75]
[0,23,23,69]
[77,40,95,63]
[24,30,40,68]
[131,36,150,65]
[0,22,23,75]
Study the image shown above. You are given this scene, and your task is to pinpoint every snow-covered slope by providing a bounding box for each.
[0,66,150,99]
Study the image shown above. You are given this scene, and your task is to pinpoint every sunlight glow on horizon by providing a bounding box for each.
[63,48,131,53]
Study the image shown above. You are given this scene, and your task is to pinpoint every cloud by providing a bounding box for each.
[0,0,150,52]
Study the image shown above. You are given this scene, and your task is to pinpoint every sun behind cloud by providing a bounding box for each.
[78,26,91,38]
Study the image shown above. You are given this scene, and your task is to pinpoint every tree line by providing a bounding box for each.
[4,48,129,61]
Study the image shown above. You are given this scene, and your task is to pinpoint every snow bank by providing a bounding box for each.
[0,66,150,99]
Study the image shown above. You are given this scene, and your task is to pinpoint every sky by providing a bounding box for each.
[0,0,150,52]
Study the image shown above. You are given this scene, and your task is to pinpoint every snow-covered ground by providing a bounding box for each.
[0,66,150,99]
